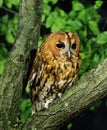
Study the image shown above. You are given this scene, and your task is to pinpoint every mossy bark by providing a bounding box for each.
[0,0,43,129]
[20,58,107,130]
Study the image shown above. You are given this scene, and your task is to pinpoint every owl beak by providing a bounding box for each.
[67,50,76,57]
[67,50,71,58]
[64,50,72,58]
[62,50,75,58]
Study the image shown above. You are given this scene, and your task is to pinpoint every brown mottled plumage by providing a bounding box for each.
[27,32,81,113]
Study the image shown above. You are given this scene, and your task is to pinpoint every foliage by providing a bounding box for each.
[0,0,19,74]
[18,98,32,122]
[0,0,107,128]
[0,0,106,75]
[38,0,107,76]
[42,0,107,76]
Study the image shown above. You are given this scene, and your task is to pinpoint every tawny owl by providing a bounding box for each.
[27,31,81,113]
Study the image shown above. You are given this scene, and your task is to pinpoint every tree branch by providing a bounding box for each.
[0,0,43,129]
[20,58,107,130]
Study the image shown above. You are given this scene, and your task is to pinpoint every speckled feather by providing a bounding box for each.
[27,32,81,113]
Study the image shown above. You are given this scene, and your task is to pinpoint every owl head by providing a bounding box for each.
[40,32,80,62]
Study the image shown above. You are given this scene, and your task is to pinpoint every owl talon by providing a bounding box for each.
[44,98,53,109]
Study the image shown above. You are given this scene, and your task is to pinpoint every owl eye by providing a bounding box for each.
[71,42,76,49]
[56,42,65,49]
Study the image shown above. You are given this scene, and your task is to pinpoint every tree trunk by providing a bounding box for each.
[0,0,43,129]
[0,0,107,130]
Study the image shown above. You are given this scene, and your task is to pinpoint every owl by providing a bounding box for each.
[27,31,81,113]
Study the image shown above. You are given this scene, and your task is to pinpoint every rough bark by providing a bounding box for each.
[0,0,107,130]
[20,58,107,130]
[0,0,43,129]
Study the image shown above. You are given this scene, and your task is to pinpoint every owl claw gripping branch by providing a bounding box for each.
[27,31,81,113]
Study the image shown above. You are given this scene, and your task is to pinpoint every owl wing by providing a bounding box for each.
[27,48,42,96]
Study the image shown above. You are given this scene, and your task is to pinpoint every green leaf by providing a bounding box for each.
[19,99,32,112]
[80,53,87,59]
[94,1,103,9]
[67,19,82,31]
[51,16,66,32]
[25,85,30,93]
[0,64,5,75]
[67,123,72,130]
[56,8,66,17]
[38,36,44,47]
[0,58,7,75]
[0,24,7,35]
[11,0,20,6]
[51,0,58,4]
[51,24,60,32]
[78,10,87,24]
[42,14,45,22]
[90,101,102,111]
[20,107,31,122]
[69,11,77,19]
[78,7,100,24]
[13,14,18,24]
[86,7,96,21]
[93,54,100,64]
[44,0,49,4]
[45,13,54,28]
[44,4,51,16]
[79,28,87,40]
[6,31,14,44]
[6,1,12,8]
[88,20,100,35]
[44,0,58,4]
[1,15,8,24]
[0,44,8,57]
[96,32,107,44]
[18,99,32,122]
[5,0,19,8]
[0,0,3,7]
[72,1,84,11]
